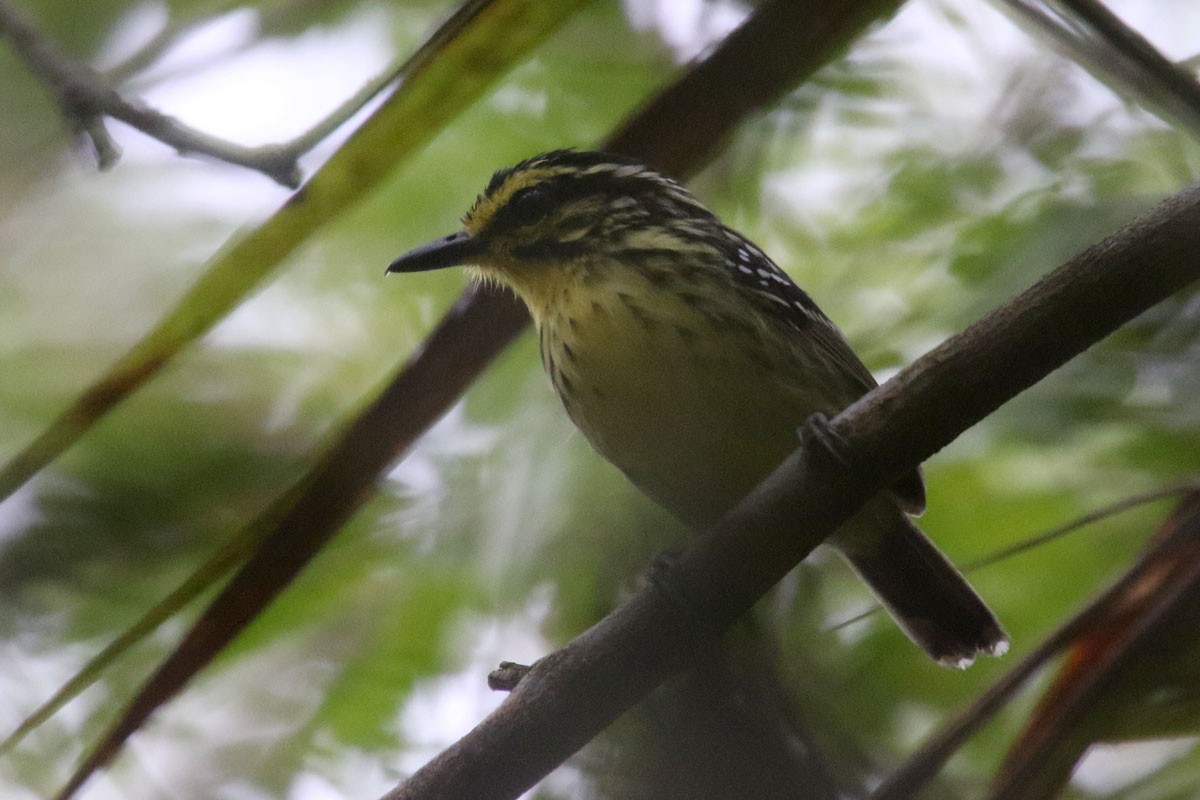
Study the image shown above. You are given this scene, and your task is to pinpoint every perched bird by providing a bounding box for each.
[388,149,1007,667]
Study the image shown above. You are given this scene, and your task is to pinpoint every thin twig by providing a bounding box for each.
[287,67,394,154]
[0,1,119,167]
[102,0,246,84]
[828,480,1200,631]
[962,480,1200,570]
[0,0,418,187]
[0,0,299,185]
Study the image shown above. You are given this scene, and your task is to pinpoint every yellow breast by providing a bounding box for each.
[499,261,831,529]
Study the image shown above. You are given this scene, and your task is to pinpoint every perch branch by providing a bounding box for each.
[387,183,1200,799]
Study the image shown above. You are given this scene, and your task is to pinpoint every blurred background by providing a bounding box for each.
[2,0,1200,798]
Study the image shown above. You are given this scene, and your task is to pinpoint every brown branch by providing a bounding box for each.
[608,0,903,174]
[385,183,1200,799]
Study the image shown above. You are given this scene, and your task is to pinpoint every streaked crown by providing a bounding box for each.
[462,150,721,263]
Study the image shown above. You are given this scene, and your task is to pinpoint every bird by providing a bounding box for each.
[387,149,1007,668]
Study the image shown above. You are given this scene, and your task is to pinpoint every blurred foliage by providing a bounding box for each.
[2,0,1200,798]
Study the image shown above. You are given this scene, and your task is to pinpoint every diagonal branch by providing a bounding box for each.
[385,182,1200,799]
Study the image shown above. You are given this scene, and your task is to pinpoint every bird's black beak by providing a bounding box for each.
[387,230,483,274]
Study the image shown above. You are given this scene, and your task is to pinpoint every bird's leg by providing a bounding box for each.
[798,412,856,480]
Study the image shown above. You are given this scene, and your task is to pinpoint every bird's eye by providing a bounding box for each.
[504,185,554,227]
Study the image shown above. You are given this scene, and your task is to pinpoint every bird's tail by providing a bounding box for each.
[834,501,1008,668]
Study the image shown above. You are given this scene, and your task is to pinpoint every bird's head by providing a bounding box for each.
[387,150,721,301]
